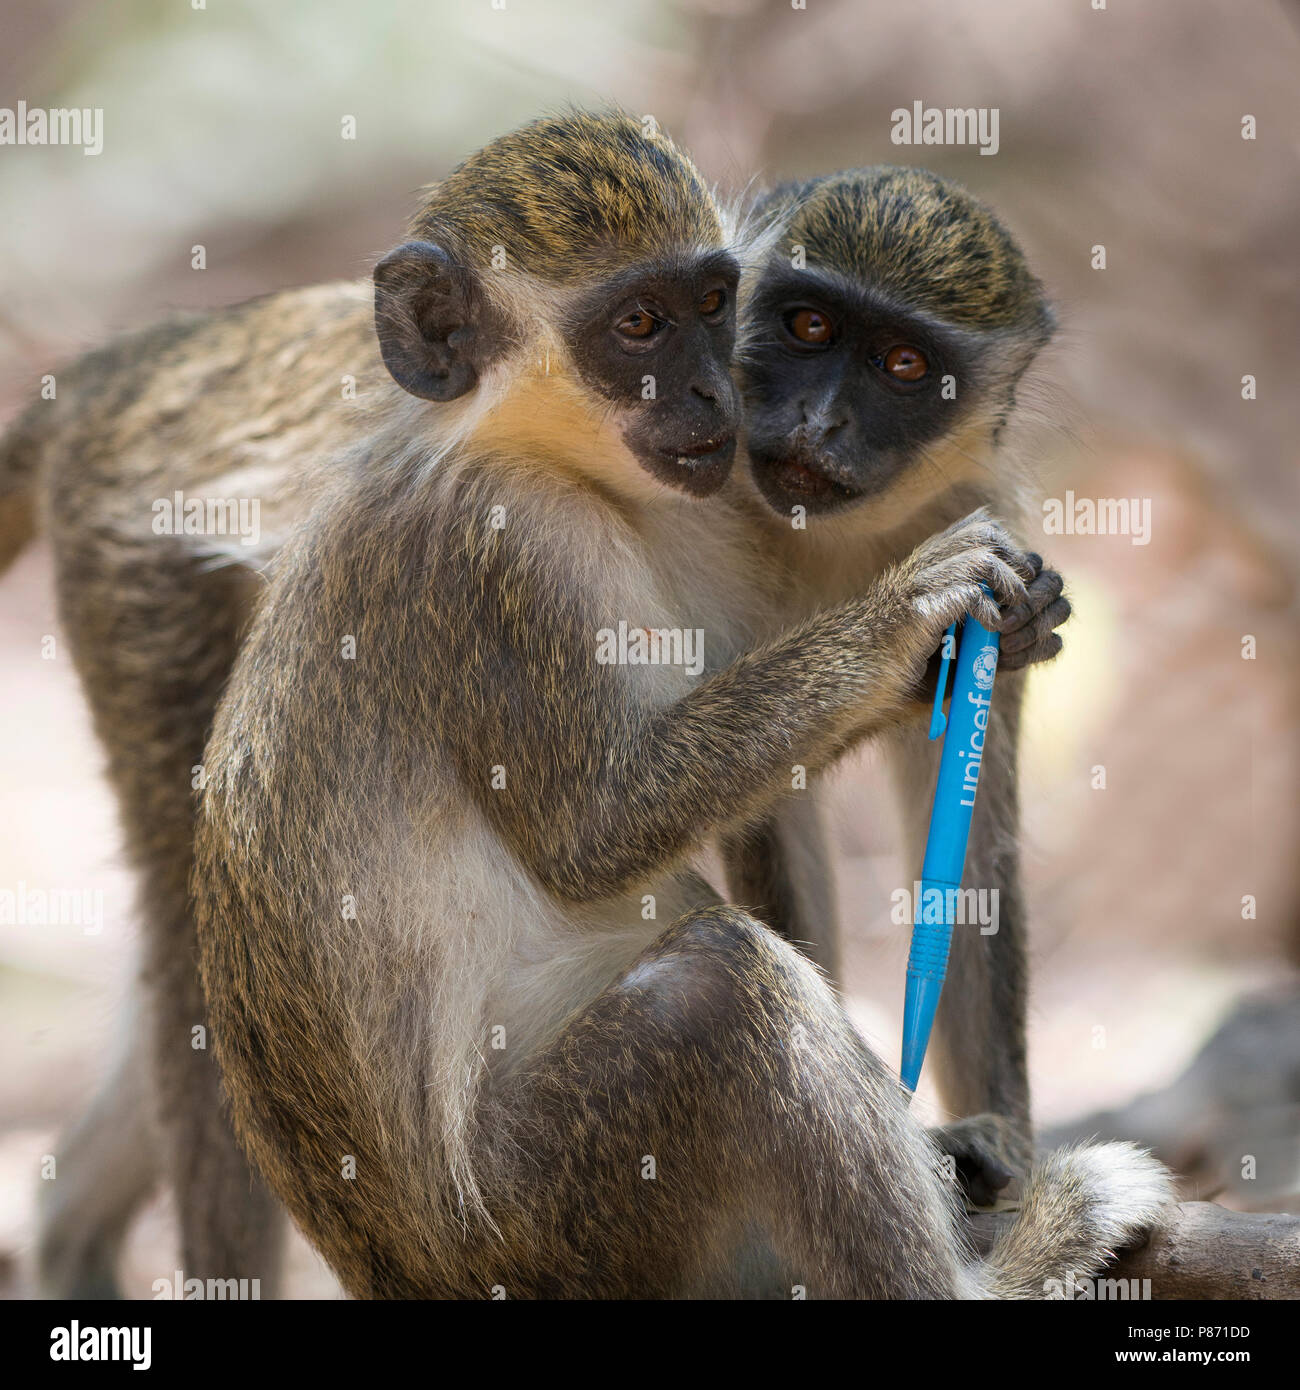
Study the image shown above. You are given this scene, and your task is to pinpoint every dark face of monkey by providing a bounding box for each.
[741,265,981,514]
[564,250,741,495]
[740,168,1053,516]
[371,112,743,498]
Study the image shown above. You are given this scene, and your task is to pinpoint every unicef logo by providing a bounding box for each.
[972,646,999,691]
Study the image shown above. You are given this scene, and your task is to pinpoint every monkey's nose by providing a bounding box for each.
[690,377,742,431]
[797,402,849,444]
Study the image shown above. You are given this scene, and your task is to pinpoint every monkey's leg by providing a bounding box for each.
[720,794,840,982]
[50,542,286,1292]
[885,669,1032,1191]
[37,1003,158,1298]
[144,861,287,1292]
[478,906,972,1300]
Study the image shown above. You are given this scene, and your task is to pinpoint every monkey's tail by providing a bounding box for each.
[976,1141,1175,1299]
[0,403,44,576]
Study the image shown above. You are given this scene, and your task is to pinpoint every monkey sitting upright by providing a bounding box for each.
[185,113,1167,1297]
[725,167,1071,1200]
[0,115,1162,1298]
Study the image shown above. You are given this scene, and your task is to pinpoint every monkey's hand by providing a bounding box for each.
[887,510,1035,694]
[993,553,1070,671]
[927,1112,1027,1209]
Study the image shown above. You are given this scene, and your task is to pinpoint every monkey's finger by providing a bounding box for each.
[977,554,1029,608]
[965,586,1004,632]
[930,582,1001,633]
[1000,546,1040,585]
[919,514,989,569]
[1022,565,1064,614]
[967,520,1037,584]
[996,549,1044,593]
[999,596,1072,655]
[997,630,1064,671]
[999,603,1070,656]
[998,569,1066,634]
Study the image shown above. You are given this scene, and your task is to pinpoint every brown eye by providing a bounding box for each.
[882,344,928,381]
[699,288,725,317]
[788,308,832,344]
[617,309,659,339]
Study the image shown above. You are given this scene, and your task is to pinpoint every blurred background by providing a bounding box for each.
[0,0,1296,1297]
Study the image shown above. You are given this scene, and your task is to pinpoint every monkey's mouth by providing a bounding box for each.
[657,434,737,487]
[751,451,864,512]
[661,434,736,465]
[632,432,736,498]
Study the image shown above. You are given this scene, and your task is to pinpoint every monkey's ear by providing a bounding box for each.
[373,241,492,402]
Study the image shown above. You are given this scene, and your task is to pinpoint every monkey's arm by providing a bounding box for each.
[447,507,1033,906]
[718,558,1068,971]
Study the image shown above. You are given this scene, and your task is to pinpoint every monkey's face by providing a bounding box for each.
[564,252,742,497]
[740,266,985,517]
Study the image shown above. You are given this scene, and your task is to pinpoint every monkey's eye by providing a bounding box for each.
[785,307,833,346]
[698,288,727,319]
[615,308,662,340]
[879,345,929,382]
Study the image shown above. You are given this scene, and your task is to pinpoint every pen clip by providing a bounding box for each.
[928,621,958,740]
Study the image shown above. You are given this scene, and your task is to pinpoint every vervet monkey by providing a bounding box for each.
[187,114,1164,1296]
[1,120,1146,1297]
[724,168,1071,1201]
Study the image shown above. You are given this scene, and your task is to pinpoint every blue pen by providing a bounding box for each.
[900,593,1001,1092]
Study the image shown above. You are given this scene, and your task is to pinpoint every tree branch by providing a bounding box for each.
[967,1201,1300,1299]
